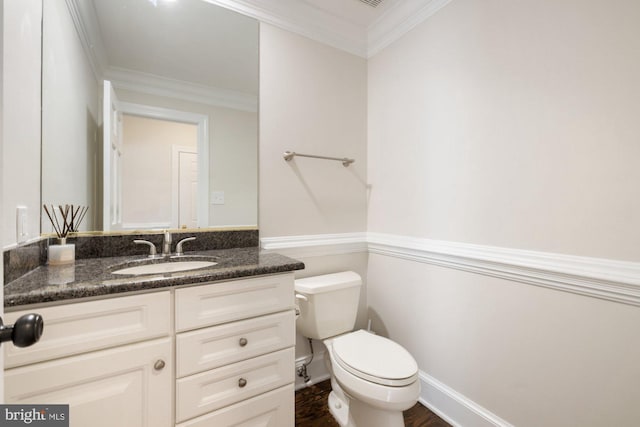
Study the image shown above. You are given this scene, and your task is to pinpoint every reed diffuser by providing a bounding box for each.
[43,204,88,265]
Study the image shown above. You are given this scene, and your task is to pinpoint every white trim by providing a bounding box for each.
[368,232,640,307]
[68,0,452,69]
[261,232,368,258]
[419,371,514,427]
[293,348,514,426]
[117,102,210,229]
[105,67,258,113]
[260,232,640,306]
[121,222,172,230]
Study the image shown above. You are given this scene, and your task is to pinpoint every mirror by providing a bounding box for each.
[41,0,258,232]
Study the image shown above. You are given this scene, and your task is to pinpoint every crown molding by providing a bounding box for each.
[205,0,453,59]
[64,0,107,82]
[65,0,257,112]
[204,0,368,57]
[105,67,258,113]
[69,0,453,67]
[367,0,454,57]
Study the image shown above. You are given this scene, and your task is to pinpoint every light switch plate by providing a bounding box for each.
[211,191,225,205]
[16,206,28,243]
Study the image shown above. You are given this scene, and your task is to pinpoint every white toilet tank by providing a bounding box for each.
[295,271,362,340]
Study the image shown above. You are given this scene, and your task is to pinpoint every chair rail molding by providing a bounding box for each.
[260,232,640,306]
[261,233,368,258]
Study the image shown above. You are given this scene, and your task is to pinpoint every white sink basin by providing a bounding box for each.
[112,260,217,275]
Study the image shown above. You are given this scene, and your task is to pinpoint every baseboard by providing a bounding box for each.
[295,349,330,391]
[419,371,514,427]
[293,359,514,426]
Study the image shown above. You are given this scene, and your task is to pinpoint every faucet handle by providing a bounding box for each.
[175,237,196,256]
[133,240,157,257]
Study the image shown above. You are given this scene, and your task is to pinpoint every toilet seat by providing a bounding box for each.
[332,330,418,387]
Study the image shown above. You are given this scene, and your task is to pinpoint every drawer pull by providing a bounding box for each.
[154,359,166,371]
[239,337,248,347]
[238,378,247,388]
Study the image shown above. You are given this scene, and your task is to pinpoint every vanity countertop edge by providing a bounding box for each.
[4,247,304,310]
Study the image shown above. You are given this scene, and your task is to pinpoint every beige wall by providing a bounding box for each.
[2,0,41,248]
[367,0,640,425]
[259,24,368,238]
[258,23,369,380]
[367,254,640,426]
[368,0,640,262]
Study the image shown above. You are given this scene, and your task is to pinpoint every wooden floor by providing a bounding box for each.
[295,380,451,427]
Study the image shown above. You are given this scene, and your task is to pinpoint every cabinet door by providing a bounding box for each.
[5,338,172,427]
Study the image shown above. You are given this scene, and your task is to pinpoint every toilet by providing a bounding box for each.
[295,271,420,427]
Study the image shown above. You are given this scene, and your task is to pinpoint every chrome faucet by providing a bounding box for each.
[175,237,196,256]
[133,239,157,257]
[162,230,172,256]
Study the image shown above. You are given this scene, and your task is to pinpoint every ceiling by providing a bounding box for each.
[204,0,454,57]
[300,0,401,27]
[92,0,259,94]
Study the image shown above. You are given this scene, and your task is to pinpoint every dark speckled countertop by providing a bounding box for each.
[4,247,304,309]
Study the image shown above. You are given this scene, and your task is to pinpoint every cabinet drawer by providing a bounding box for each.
[4,292,171,368]
[175,273,294,332]
[176,310,295,377]
[6,338,172,427]
[176,347,294,422]
[176,384,293,427]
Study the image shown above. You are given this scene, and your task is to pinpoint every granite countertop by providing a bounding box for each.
[4,247,304,309]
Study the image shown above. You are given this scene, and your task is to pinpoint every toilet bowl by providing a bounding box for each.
[295,272,420,427]
[324,331,420,427]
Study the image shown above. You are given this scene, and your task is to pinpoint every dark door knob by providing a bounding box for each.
[0,313,44,347]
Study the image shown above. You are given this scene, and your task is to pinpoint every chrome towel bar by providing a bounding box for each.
[283,151,355,167]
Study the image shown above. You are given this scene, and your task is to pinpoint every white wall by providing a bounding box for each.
[116,89,258,227]
[41,0,100,232]
[259,24,368,238]
[2,0,41,248]
[367,0,640,425]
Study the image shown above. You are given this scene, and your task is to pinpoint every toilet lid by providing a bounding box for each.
[332,330,418,387]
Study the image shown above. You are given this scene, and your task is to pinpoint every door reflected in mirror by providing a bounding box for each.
[41,0,259,233]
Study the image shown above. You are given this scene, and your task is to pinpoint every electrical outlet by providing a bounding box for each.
[16,206,28,243]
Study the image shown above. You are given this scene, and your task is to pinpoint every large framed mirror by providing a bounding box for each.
[41,0,259,233]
